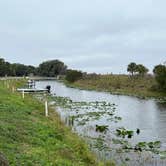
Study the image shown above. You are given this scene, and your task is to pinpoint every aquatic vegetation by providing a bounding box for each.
[93,136,109,151]
[96,125,109,133]
[46,95,166,165]
[116,127,134,139]
[134,142,147,151]
[147,141,161,149]
[159,151,166,159]
[134,141,161,153]
[48,96,121,126]
[112,138,161,153]
[112,138,129,145]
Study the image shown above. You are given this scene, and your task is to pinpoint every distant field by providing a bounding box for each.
[68,74,166,99]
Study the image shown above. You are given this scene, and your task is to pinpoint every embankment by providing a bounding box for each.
[65,74,166,99]
[0,79,102,166]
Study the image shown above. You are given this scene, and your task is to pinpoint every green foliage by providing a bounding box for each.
[153,64,166,91]
[127,62,137,76]
[12,64,37,76]
[38,60,67,77]
[66,70,83,82]
[0,57,37,77]
[134,141,161,151]
[159,151,166,159]
[95,125,109,133]
[0,58,13,76]
[116,127,134,139]
[127,62,149,76]
[136,64,149,76]
[0,57,67,77]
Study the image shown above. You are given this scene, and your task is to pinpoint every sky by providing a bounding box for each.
[0,0,165,74]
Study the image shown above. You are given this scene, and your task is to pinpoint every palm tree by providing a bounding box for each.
[127,62,137,76]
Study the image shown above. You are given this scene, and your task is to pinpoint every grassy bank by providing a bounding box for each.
[0,79,102,166]
[66,74,166,99]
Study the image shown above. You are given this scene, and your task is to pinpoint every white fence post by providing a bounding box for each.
[45,100,48,117]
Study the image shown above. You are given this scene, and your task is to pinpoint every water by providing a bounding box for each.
[36,80,166,165]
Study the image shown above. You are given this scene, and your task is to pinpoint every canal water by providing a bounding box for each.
[36,80,166,165]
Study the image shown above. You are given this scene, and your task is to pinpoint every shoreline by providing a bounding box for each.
[64,81,166,102]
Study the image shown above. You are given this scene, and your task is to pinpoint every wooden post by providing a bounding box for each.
[3,80,6,87]
[7,82,9,89]
[45,100,48,117]
[12,86,15,93]
[22,90,25,99]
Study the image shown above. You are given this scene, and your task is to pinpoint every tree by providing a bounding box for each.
[38,60,67,77]
[136,64,149,76]
[0,57,38,77]
[0,58,13,76]
[153,64,166,90]
[0,58,6,76]
[26,65,37,76]
[12,63,29,76]
[4,62,13,76]
[0,57,69,77]
[66,69,83,82]
[127,62,137,76]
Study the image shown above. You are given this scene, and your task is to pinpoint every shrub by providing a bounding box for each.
[66,70,83,82]
[153,64,166,91]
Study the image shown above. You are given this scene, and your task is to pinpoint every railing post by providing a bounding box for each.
[45,100,48,117]
[44,93,48,117]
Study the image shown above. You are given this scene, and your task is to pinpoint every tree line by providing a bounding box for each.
[0,58,37,76]
[0,57,83,83]
[0,58,67,77]
[0,57,165,91]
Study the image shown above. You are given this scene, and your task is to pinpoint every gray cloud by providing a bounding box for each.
[0,0,166,73]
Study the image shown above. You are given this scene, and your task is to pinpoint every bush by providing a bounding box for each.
[66,70,83,82]
[153,65,166,91]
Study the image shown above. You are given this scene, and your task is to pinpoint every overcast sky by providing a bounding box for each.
[0,0,165,73]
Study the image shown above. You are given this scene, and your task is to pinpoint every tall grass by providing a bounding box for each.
[69,74,166,98]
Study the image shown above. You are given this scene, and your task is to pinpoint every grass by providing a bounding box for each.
[66,74,166,99]
[0,79,105,166]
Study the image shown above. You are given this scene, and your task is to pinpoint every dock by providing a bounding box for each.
[17,88,48,93]
[28,77,57,81]
[17,79,50,98]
